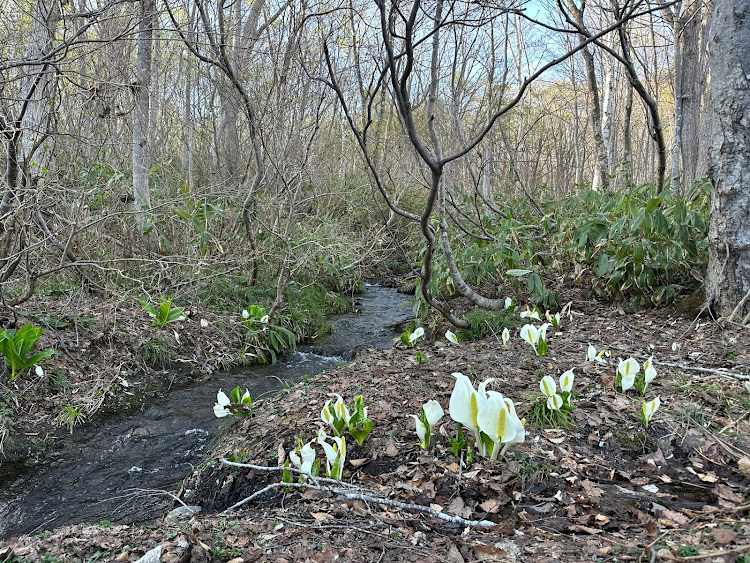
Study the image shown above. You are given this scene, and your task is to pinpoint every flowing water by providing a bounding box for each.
[0,283,412,539]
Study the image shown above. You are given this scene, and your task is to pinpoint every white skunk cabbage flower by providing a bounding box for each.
[242,309,250,319]
[35,365,44,377]
[547,394,564,411]
[502,327,510,345]
[476,393,525,460]
[289,442,316,475]
[643,356,657,390]
[520,324,539,348]
[539,323,550,342]
[321,394,351,435]
[333,394,351,423]
[504,297,513,310]
[641,397,661,427]
[546,311,562,328]
[260,314,270,324]
[411,400,444,449]
[213,390,232,418]
[445,330,459,345]
[317,428,346,479]
[559,369,575,393]
[540,376,557,397]
[618,358,640,392]
[409,327,425,345]
[449,372,493,449]
[520,308,541,321]
[586,344,607,364]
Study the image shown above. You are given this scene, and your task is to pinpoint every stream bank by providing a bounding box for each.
[0,283,412,540]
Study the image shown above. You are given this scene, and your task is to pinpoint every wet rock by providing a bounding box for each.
[165,505,201,520]
[135,545,162,563]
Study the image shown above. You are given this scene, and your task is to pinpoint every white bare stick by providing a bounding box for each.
[655,361,749,381]
[727,286,750,324]
[220,458,360,489]
[219,459,496,528]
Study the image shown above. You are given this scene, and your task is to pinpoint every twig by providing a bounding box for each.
[654,361,749,381]
[726,286,750,324]
[219,459,495,528]
[660,543,750,561]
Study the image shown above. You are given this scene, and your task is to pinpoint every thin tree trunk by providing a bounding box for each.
[669,1,685,195]
[566,0,607,190]
[622,77,634,186]
[132,0,155,244]
[681,0,706,188]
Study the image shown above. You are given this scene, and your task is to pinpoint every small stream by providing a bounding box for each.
[0,283,412,540]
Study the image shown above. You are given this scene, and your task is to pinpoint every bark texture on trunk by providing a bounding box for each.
[706,0,750,317]
[567,0,607,190]
[132,0,155,241]
[680,1,706,188]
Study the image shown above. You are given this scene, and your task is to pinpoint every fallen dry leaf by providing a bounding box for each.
[312,512,332,522]
[711,527,738,544]
[659,509,690,527]
[479,498,502,513]
[714,484,744,504]
[472,543,507,561]
[384,437,399,457]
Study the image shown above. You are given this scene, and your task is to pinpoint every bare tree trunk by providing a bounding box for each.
[600,33,616,182]
[20,0,61,181]
[622,77,634,186]
[667,1,685,195]
[183,9,196,194]
[567,0,607,190]
[617,15,667,193]
[680,0,707,188]
[132,0,155,243]
[705,0,750,319]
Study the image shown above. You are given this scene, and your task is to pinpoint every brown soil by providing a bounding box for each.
[2,297,750,562]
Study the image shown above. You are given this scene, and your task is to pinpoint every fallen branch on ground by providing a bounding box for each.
[219,458,497,528]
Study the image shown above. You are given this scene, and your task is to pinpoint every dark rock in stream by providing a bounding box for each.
[0,283,412,540]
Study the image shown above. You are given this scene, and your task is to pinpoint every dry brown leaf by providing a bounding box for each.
[479,498,502,513]
[714,483,744,503]
[472,543,507,561]
[738,456,750,475]
[384,437,399,457]
[445,543,465,563]
[711,527,738,544]
[658,509,690,527]
[569,524,602,535]
[349,458,369,467]
[312,512,332,522]
[448,496,473,519]
[581,479,604,499]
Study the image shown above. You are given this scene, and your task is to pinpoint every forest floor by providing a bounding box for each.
[2,291,750,562]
